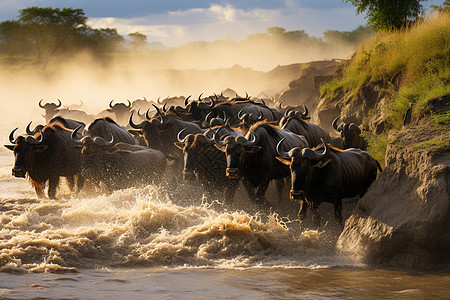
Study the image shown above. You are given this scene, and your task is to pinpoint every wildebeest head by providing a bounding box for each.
[279,105,310,127]
[332,116,363,149]
[214,127,261,179]
[5,127,47,178]
[277,138,331,200]
[174,129,215,180]
[236,108,263,132]
[107,100,132,123]
[39,99,62,121]
[202,110,228,128]
[129,110,163,149]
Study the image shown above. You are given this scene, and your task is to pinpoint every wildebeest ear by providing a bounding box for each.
[34,145,48,152]
[276,156,291,166]
[4,145,15,151]
[315,158,331,168]
[174,141,185,150]
[214,144,227,152]
[245,145,262,153]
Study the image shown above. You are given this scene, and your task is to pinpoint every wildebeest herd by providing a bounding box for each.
[5,93,381,227]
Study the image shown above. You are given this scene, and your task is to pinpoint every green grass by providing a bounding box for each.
[413,138,450,150]
[320,12,450,161]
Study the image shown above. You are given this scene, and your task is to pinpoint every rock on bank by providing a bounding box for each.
[336,121,450,268]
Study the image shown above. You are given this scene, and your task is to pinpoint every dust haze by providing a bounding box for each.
[0,38,356,145]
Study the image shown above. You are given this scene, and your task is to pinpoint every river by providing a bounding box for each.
[0,150,449,299]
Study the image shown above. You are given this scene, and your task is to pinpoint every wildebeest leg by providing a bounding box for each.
[47,176,59,199]
[34,186,45,198]
[274,179,284,201]
[66,176,75,191]
[311,204,321,228]
[334,197,343,226]
[255,178,271,206]
[242,179,256,201]
[224,180,238,205]
[298,200,308,222]
[76,175,85,194]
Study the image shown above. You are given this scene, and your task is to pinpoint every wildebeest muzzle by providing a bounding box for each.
[290,190,305,200]
[12,167,26,178]
[226,168,239,179]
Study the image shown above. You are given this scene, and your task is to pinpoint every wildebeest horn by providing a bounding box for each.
[25,130,43,145]
[93,134,114,146]
[260,99,266,106]
[177,128,189,143]
[56,99,62,108]
[157,97,162,104]
[213,126,226,146]
[238,109,244,121]
[246,130,259,145]
[26,121,34,135]
[38,99,45,108]
[185,95,191,106]
[137,109,145,118]
[9,127,18,143]
[301,105,309,118]
[204,111,214,124]
[257,108,263,120]
[162,103,167,112]
[152,104,164,124]
[285,107,294,117]
[71,125,83,143]
[145,108,152,120]
[129,111,141,129]
[208,95,215,107]
[223,111,228,121]
[245,92,249,99]
[109,100,114,108]
[276,137,290,157]
[315,138,329,159]
[126,99,131,107]
[332,116,341,131]
[198,93,203,101]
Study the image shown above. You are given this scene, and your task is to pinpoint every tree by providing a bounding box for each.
[129,32,148,50]
[17,7,88,67]
[344,0,425,30]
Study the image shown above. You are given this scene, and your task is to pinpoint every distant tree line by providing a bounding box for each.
[0,7,374,69]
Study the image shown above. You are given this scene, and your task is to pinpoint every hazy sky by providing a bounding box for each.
[0,0,445,46]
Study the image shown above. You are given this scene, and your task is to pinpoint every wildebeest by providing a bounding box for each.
[5,122,84,198]
[84,117,136,145]
[174,129,239,204]
[332,116,366,150]
[71,128,166,192]
[128,106,204,159]
[280,110,331,148]
[214,121,309,206]
[26,116,85,135]
[276,138,381,227]
[39,99,62,122]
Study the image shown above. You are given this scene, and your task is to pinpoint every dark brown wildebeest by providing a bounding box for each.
[276,138,381,227]
[84,117,136,145]
[332,116,366,150]
[5,122,84,198]
[214,121,309,206]
[71,128,166,192]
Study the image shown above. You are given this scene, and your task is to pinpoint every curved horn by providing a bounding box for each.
[157,97,162,104]
[302,105,309,118]
[213,126,226,146]
[223,111,228,122]
[184,95,191,106]
[26,121,34,135]
[260,99,266,106]
[109,100,114,108]
[129,111,141,129]
[137,108,145,119]
[152,104,164,124]
[198,93,203,101]
[9,127,18,143]
[38,99,46,108]
[26,130,43,145]
[56,99,62,108]
[315,138,329,159]
[208,95,215,107]
[238,109,244,121]
[332,116,341,132]
[276,137,290,157]
[204,111,213,125]
[257,108,263,120]
[177,128,189,143]
[245,92,249,99]
[71,125,83,144]
[93,134,114,146]
[145,108,152,120]
[285,107,294,117]
[246,130,259,145]
[126,99,131,108]
[162,103,167,112]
